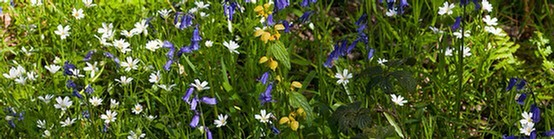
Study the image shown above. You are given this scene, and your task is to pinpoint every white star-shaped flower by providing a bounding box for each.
[390,94,408,106]
[438,2,455,15]
[334,69,352,85]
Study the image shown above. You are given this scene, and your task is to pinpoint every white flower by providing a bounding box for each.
[69,68,85,78]
[121,30,136,38]
[3,66,24,79]
[195,1,210,9]
[482,15,498,26]
[146,115,157,121]
[15,76,26,85]
[54,25,71,40]
[214,114,228,128]
[190,79,210,91]
[429,26,443,34]
[42,130,51,138]
[60,117,76,127]
[445,47,453,56]
[72,8,85,20]
[188,7,198,13]
[385,9,396,17]
[53,56,62,64]
[158,9,171,19]
[100,110,117,124]
[30,0,42,6]
[484,26,506,36]
[127,130,146,139]
[38,94,54,104]
[89,96,103,107]
[390,94,408,106]
[54,96,73,111]
[98,23,115,39]
[149,71,161,84]
[205,40,213,47]
[44,64,61,74]
[21,46,34,57]
[115,76,133,85]
[131,19,148,36]
[121,57,140,71]
[254,109,273,123]
[462,46,472,57]
[200,12,209,18]
[519,112,533,125]
[83,62,99,77]
[27,71,37,81]
[37,120,46,129]
[377,58,388,65]
[438,2,455,15]
[113,39,131,53]
[519,122,535,136]
[83,0,96,8]
[157,84,176,91]
[453,30,471,39]
[131,103,143,115]
[334,69,352,85]
[110,99,120,109]
[223,40,240,54]
[145,40,162,52]
[95,35,113,46]
[482,0,493,12]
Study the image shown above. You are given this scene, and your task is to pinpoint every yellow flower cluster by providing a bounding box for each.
[279,108,306,131]
[259,56,279,71]
[253,3,272,18]
[254,24,285,43]
[290,81,302,91]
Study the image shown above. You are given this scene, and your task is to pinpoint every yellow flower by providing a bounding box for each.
[279,117,290,125]
[254,3,273,18]
[291,81,302,90]
[290,121,299,131]
[259,56,269,63]
[259,56,279,71]
[296,108,306,119]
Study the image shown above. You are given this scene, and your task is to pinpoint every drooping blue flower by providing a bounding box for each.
[259,71,270,85]
[73,89,83,99]
[177,45,193,57]
[18,111,24,121]
[201,97,217,105]
[507,78,517,91]
[206,127,213,139]
[179,14,194,29]
[545,129,554,136]
[298,11,313,24]
[83,110,90,119]
[355,14,368,30]
[163,40,174,48]
[516,79,526,91]
[223,1,239,21]
[83,50,95,61]
[452,16,462,31]
[271,126,281,134]
[164,59,173,71]
[66,80,77,89]
[190,97,199,110]
[267,14,275,26]
[167,47,175,59]
[191,26,202,42]
[301,0,317,7]
[368,48,375,60]
[103,52,120,66]
[190,113,200,128]
[282,20,292,33]
[274,0,290,12]
[516,93,526,105]
[182,87,195,103]
[85,85,94,94]
[531,104,540,123]
[0,7,2,14]
[102,123,109,132]
[338,40,349,56]
[63,61,77,76]
[398,0,409,14]
[472,0,481,11]
[460,0,469,6]
[530,131,536,139]
[259,82,274,104]
[347,40,359,54]
[507,78,526,91]
[324,57,334,68]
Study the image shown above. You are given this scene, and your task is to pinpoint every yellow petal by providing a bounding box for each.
[261,32,271,43]
[272,33,281,40]
[264,3,271,9]
[254,6,263,13]
[259,56,269,64]
[296,108,306,118]
[279,117,290,125]
[254,29,265,37]
[291,81,302,89]
[290,121,299,131]
[269,59,278,71]
[274,24,285,30]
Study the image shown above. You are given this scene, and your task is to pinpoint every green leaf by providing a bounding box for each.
[383,112,405,138]
[269,41,291,69]
[220,57,233,92]
[289,92,314,124]
[391,70,416,92]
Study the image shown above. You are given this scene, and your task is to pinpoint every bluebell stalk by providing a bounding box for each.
[63,61,77,76]
[282,20,292,33]
[73,89,83,99]
[398,0,408,14]
[163,60,173,71]
[531,104,540,123]
[451,16,461,31]
[259,82,275,104]
[298,11,313,24]
[182,87,195,103]
[179,14,194,29]
[83,50,95,61]
[191,26,202,43]
[85,85,94,94]
[516,93,526,105]
[223,0,239,21]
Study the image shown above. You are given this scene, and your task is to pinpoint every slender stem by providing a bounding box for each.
[457,1,467,128]
[343,84,353,103]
